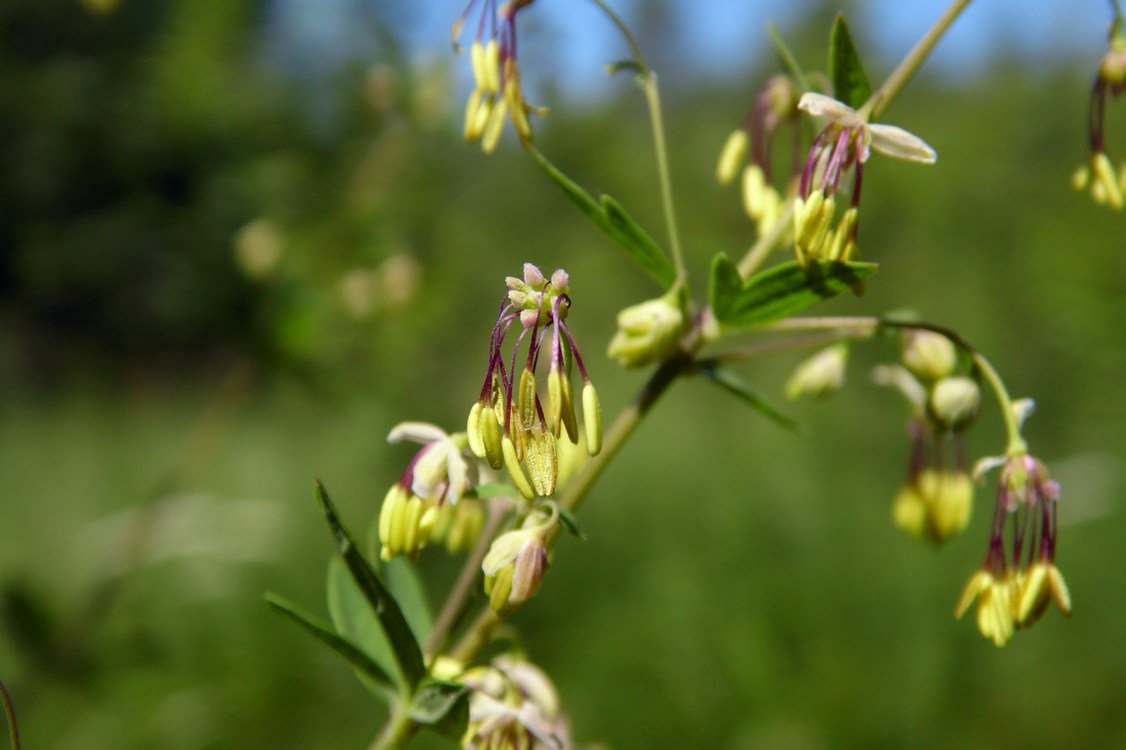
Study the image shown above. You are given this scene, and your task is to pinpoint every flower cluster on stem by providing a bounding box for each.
[1073,12,1126,208]
[792,93,936,266]
[454,0,540,153]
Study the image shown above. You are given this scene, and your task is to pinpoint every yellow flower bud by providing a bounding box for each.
[606,289,687,368]
[902,330,957,382]
[928,376,981,431]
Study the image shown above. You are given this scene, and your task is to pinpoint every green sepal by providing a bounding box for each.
[713,260,878,329]
[315,480,427,690]
[697,363,798,432]
[768,22,809,91]
[828,14,872,109]
[265,592,396,694]
[408,679,471,742]
[557,506,587,540]
[708,253,743,323]
[528,146,676,288]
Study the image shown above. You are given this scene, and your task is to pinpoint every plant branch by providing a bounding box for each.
[770,315,1028,454]
[423,499,511,658]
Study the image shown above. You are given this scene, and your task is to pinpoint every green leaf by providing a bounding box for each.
[528,146,675,288]
[316,481,427,689]
[383,558,433,646]
[708,253,743,322]
[557,506,587,540]
[697,364,798,432]
[327,557,398,694]
[715,260,878,329]
[828,14,872,110]
[409,679,471,742]
[599,195,677,288]
[266,592,396,693]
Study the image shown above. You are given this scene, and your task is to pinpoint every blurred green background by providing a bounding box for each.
[2,0,1124,748]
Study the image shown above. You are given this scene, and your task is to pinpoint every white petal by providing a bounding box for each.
[797,93,862,127]
[387,421,448,445]
[972,454,1009,482]
[867,123,937,164]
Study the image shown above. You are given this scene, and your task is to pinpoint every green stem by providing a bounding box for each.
[588,0,685,276]
[0,681,19,750]
[737,200,795,278]
[640,75,686,277]
[367,701,417,750]
[423,499,510,658]
[864,0,975,120]
[447,351,693,664]
[769,316,1027,455]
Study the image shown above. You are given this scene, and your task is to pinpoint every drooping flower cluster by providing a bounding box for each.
[378,422,483,561]
[454,0,541,154]
[482,507,555,615]
[793,93,936,267]
[457,654,573,750]
[875,330,978,544]
[1072,15,1126,209]
[467,263,602,501]
[716,75,801,237]
[957,445,1070,647]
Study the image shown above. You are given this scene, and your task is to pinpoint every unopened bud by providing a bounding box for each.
[606,289,688,368]
[786,343,848,400]
[902,330,957,381]
[928,376,980,431]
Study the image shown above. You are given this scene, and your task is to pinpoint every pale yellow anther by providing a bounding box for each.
[479,402,504,471]
[560,375,579,444]
[547,368,563,435]
[892,484,928,540]
[502,435,535,500]
[717,130,749,185]
[1093,152,1124,210]
[419,504,440,541]
[481,96,508,154]
[827,207,858,261]
[470,41,488,90]
[504,61,533,141]
[955,570,993,619]
[519,368,537,439]
[402,495,424,556]
[582,382,602,455]
[1071,164,1090,191]
[793,191,825,250]
[808,195,836,259]
[470,95,493,141]
[742,165,765,219]
[467,401,486,458]
[524,430,558,496]
[484,39,501,94]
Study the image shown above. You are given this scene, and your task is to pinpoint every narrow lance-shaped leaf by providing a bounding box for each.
[828,14,872,110]
[315,480,427,689]
[528,146,676,288]
[266,592,396,693]
[715,260,878,329]
[409,679,471,742]
[327,558,399,695]
[697,363,798,432]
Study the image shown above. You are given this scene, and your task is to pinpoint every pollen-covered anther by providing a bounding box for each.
[524,430,558,497]
[502,435,535,500]
[582,382,602,455]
